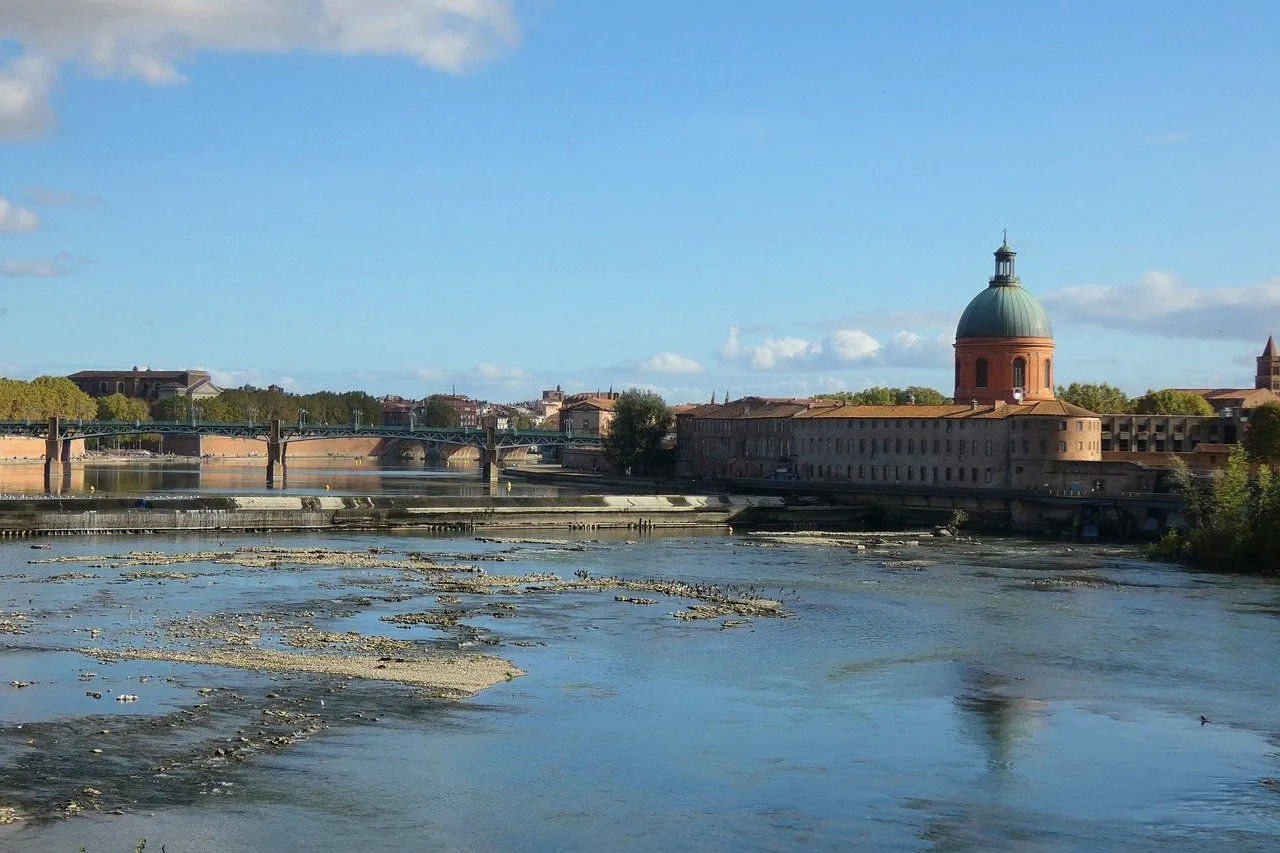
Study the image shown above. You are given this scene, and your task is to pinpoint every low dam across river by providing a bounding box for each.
[0,494,848,537]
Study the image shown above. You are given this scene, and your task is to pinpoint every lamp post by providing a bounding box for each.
[352,410,361,430]
[298,409,308,427]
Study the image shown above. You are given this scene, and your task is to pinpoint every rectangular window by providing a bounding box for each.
[895,439,902,454]
[883,438,890,452]
[1059,441,1068,452]
[908,439,915,453]
[945,468,952,482]
[958,467,965,482]
[972,468,979,482]
[920,466,927,481]
[984,468,992,483]
[933,439,940,453]
[859,438,865,453]
[859,464,864,478]
[1022,441,1029,454]
[895,466,901,481]
[946,440,952,453]
[985,440,993,456]
[933,467,939,481]
[870,466,876,480]
[1060,420,1068,431]
[883,466,888,481]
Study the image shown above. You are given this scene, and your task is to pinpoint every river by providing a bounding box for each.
[0,460,563,498]
[1,523,1278,851]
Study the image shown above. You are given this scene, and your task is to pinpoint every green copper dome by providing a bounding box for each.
[955,241,1054,339]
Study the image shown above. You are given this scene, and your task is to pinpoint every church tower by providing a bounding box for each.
[953,239,1056,406]
[1256,336,1280,391]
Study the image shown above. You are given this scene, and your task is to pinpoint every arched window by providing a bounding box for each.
[975,359,989,388]
[1044,359,1052,389]
[1012,358,1026,389]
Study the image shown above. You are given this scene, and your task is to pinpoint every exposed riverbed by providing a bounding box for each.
[1,529,1279,851]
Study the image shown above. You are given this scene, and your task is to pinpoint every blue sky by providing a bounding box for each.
[2,1,1278,404]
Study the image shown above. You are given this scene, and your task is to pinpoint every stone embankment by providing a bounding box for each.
[0,494,834,537]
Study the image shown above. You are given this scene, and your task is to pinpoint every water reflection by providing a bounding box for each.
[955,667,1048,773]
[0,461,562,497]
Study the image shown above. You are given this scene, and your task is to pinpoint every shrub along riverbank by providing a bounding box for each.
[1154,446,1280,572]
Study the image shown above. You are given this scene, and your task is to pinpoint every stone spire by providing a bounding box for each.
[1258,335,1280,391]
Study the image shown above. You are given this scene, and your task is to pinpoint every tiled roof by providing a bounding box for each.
[784,400,1098,420]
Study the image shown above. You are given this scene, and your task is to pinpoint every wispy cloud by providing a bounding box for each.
[616,352,703,375]
[18,185,102,206]
[0,1,521,140]
[1042,271,1280,341]
[716,325,949,372]
[475,362,529,383]
[0,252,89,277]
[0,195,40,231]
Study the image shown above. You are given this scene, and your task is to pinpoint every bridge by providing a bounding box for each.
[0,416,602,490]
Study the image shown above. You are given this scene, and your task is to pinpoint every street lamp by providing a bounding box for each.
[298,409,308,426]
[352,410,362,430]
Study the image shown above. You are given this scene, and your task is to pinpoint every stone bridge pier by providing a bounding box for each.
[480,418,500,484]
[43,416,73,494]
[266,418,287,488]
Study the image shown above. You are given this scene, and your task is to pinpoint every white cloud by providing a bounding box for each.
[826,329,881,361]
[475,362,528,382]
[0,0,521,139]
[718,325,821,370]
[414,367,451,381]
[1042,271,1280,341]
[620,352,703,374]
[0,252,88,277]
[717,325,946,372]
[0,196,40,231]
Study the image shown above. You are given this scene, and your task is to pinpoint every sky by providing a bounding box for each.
[2,1,1279,405]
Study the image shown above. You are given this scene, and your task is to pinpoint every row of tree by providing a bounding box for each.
[0,377,98,421]
[816,386,951,406]
[0,378,385,426]
[149,386,382,425]
[1055,382,1214,415]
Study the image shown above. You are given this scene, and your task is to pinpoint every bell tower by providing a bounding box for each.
[1256,335,1280,391]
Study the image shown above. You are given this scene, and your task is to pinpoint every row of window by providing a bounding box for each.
[803,464,995,484]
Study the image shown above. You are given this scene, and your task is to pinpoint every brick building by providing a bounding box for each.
[68,368,220,401]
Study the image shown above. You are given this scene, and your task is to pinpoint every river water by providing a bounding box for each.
[0,461,562,498]
[1,526,1278,851]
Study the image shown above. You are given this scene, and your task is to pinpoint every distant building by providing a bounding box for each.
[560,397,616,436]
[68,367,220,401]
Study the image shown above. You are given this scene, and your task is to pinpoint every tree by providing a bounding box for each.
[1132,389,1214,416]
[96,393,150,421]
[1056,382,1131,413]
[817,386,950,406]
[1244,403,1280,465]
[602,389,672,475]
[417,397,461,428]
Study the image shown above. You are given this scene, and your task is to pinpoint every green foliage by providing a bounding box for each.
[601,389,672,475]
[1244,402,1280,465]
[818,386,951,406]
[148,386,381,425]
[95,393,151,421]
[1171,445,1280,572]
[0,376,97,420]
[1055,382,1132,413]
[1145,529,1185,560]
[418,397,462,428]
[946,508,969,531]
[1132,388,1214,416]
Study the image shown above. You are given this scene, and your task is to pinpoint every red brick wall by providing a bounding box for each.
[0,436,86,459]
